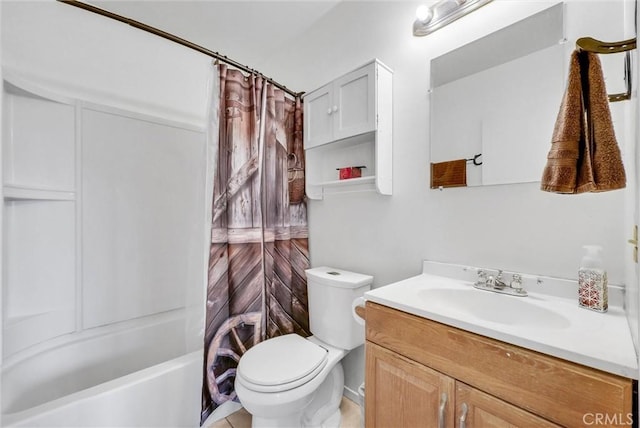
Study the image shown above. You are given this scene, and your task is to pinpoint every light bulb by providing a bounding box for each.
[416,5,433,22]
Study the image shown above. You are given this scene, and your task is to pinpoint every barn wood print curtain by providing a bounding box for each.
[201,64,310,423]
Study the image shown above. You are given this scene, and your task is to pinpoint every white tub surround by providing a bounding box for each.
[1,73,207,427]
[365,261,638,379]
[1,72,206,357]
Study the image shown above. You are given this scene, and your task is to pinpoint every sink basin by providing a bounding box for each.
[417,288,571,329]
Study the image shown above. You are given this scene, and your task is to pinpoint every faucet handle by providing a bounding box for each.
[510,274,523,290]
[476,269,487,286]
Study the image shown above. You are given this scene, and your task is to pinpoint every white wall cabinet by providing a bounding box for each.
[304,64,376,149]
[303,59,392,199]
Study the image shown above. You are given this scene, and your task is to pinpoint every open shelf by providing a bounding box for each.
[3,79,76,191]
[317,176,376,188]
[4,309,75,355]
[4,184,75,201]
[2,78,78,357]
[307,176,378,198]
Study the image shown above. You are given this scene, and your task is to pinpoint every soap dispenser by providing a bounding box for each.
[578,245,608,312]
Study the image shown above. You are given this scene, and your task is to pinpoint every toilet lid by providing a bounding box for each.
[237,334,328,392]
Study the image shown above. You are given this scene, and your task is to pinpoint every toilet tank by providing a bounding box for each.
[305,267,373,351]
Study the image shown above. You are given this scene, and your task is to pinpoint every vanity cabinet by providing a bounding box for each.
[366,342,558,427]
[303,59,392,199]
[365,302,633,428]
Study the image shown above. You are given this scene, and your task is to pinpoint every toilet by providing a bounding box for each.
[234,267,373,428]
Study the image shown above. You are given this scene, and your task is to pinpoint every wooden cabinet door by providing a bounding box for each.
[303,82,333,149]
[455,383,560,428]
[366,342,455,428]
[333,64,376,141]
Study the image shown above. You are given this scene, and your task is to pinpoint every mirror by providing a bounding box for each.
[430,3,565,187]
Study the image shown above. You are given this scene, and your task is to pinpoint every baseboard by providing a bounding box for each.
[343,385,361,404]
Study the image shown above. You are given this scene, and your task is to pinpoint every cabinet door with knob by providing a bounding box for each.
[304,82,333,148]
[303,62,377,149]
[365,342,559,428]
[365,342,455,428]
[332,65,375,141]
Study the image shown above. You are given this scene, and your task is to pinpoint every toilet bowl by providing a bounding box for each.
[234,267,373,428]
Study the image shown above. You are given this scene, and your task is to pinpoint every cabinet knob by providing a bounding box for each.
[438,393,447,428]
[332,105,338,112]
[459,403,469,428]
[327,108,332,115]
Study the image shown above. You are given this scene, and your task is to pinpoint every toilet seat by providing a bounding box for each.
[237,334,328,393]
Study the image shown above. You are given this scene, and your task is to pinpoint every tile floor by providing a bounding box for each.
[208,397,361,428]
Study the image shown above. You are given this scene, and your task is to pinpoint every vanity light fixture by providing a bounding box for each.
[413,0,494,37]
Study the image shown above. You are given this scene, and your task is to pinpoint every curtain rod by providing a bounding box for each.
[57,0,303,98]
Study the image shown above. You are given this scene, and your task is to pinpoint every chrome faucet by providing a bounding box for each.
[474,269,527,297]
[486,270,507,289]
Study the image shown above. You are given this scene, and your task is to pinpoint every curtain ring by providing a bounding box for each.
[287,152,298,165]
[288,169,301,183]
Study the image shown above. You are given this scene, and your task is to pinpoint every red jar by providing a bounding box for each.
[337,166,365,180]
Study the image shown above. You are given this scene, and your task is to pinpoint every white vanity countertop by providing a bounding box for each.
[365,271,638,379]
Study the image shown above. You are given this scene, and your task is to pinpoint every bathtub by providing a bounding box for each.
[1,310,203,427]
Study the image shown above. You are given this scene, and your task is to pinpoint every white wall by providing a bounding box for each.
[262,0,632,396]
[265,0,629,285]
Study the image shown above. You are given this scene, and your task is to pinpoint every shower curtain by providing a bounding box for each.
[201,64,310,424]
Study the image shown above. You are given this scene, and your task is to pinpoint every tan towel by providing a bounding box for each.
[541,50,626,193]
[431,159,467,188]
